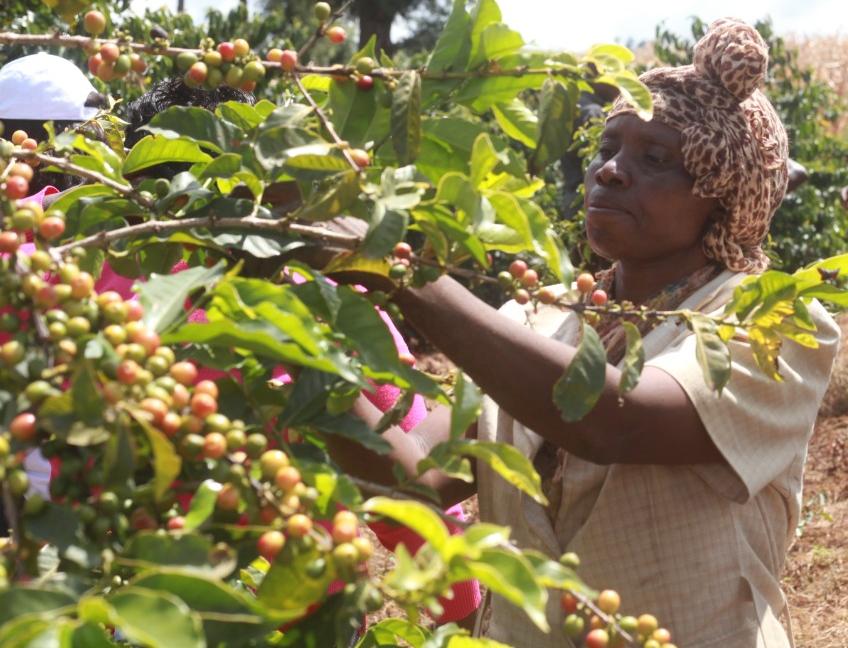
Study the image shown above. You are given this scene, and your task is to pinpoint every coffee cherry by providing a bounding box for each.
[130,54,147,74]
[279,49,298,72]
[217,41,235,62]
[349,148,370,168]
[190,392,217,418]
[84,10,106,36]
[585,629,609,648]
[39,216,65,240]
[140,398,169,425]
[225,428,246,451]
[619,616,638,634]
[69,272,94,299]
[100,43,119,63]
[5,175,29,200]
[389,263,408,280]
[243,61,266,83]
[195,379,219,398]
[205,413,230,433]
[23,492,46,516]
[508,259,527,279]
[560,592,578,614]
[260,449,289,479]
[0,231,21,253]
[186,61,208,85]
[219,66,241,88]
[116,359,140,385]
[563,614,585,638]
[88,53,103,75]
[332,542,359,568]
[392,242,412,259]
[355,57,375,75]
[275,466,301,492]
[97,491,120,514]
[9,163,34,182]
[537,287,557,305]
[160,412,182,437]
[130,507,157,531]
[203,432,228,459]
[351,536,373,561]
[233,38,250,57]
[590,289,608,306]
[267,48,283,62]
[167,516,185,531]
[314,1,332,21]
[246,433,268,458]
[7,470,29,497]
[114,54,131,77]
[637,614,658,636]
[520,269,539,288]
[11,130,28,145]
[597,589,620,615]
[576,272,595,294]
[176,52,198,71]
[357,75,374,91]
[203,50,223,68]
[651,628,672,644]
[97,61,116,82]
[257,530,285,562]
[332,518,357,544]
[169,361,197,385]
[325,26,346,44]
[514,289,530,305]
[216,483,240,511]
[10,412,37,442]
[286,513,312,537]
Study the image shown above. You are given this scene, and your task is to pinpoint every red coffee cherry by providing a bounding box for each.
[257,530,286,562]
[590,289,608,306]
[10,412,37,442]
[576,272,595,294]
[508,259,527,279]
[325,26,346,44]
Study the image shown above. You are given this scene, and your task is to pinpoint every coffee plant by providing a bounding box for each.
[0,1,847,646]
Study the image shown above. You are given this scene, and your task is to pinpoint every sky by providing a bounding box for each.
[132,0,848,51]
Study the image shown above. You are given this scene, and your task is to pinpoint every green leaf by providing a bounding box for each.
[529,79,578,175]
[454,73,548,112]
[468,0,503,66]
[448,637,512,648]
[552,320,607,422]
[311,412,392,454]
[492,100,538,148]
[138,261,226,333]
[469,23,524,68]
[361,207,409,259]
[426,0,471,72]
[125,533,235,577]
[596,71,653,120]
[122,136,212,176]
[748,325,783,382]
[436,439,546,504]
[618,322,644,394]
[144,106,240,153]
[70,362,101,426]
[358,618,428,647]
[462,547,548,632]
[689,313,732,393]
[103,427,135,489]
[199,153,242,179]
[216,100,267,130]
[391,71,422,166]
[128,409,181,503]
[470,133,507,188]
[257,543,336,612]
[285,152,351,172]
[184,479,222,531]
[293,171,361,221]
[131,569,282,645]
[363,497,450,553]
[106,587,205,648]
[450,373,482,441]
[48,184,116,214]
[0,588,76,627]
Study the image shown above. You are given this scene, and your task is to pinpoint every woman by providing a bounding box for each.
[337,18,839,647]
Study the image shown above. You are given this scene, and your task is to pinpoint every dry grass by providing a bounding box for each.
[786,34,848,134]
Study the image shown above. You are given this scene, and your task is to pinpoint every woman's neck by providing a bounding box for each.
[613,247,715,304]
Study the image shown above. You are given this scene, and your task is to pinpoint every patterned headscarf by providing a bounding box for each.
[607,18,789,273]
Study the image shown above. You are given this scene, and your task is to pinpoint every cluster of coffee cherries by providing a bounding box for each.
[252,448,373,574]
[0,200,66,254]
[558,557,675,648]
[176,38,266,93]
[84,12,148,82]
[0,130,40,201]
[497,262,610,310]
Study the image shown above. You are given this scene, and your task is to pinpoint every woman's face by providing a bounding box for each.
[583,114,719,264]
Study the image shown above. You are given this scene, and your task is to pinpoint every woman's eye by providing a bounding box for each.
[645,153,667,165]
[598,146,615,160]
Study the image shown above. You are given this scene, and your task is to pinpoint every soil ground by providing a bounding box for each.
[367,326,848,645]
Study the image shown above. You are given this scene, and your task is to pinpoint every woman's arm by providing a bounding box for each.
[325,398,477,508]
[394,275,723,466]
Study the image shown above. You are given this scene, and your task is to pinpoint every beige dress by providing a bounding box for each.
[475,270,840,647]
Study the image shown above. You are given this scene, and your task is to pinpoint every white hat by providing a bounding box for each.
[0,52,99,121]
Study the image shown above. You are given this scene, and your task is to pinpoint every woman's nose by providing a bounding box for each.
[594,157,630,187]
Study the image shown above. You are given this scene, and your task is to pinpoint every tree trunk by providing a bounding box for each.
[177,0,185,12]
[357,6,397,54]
